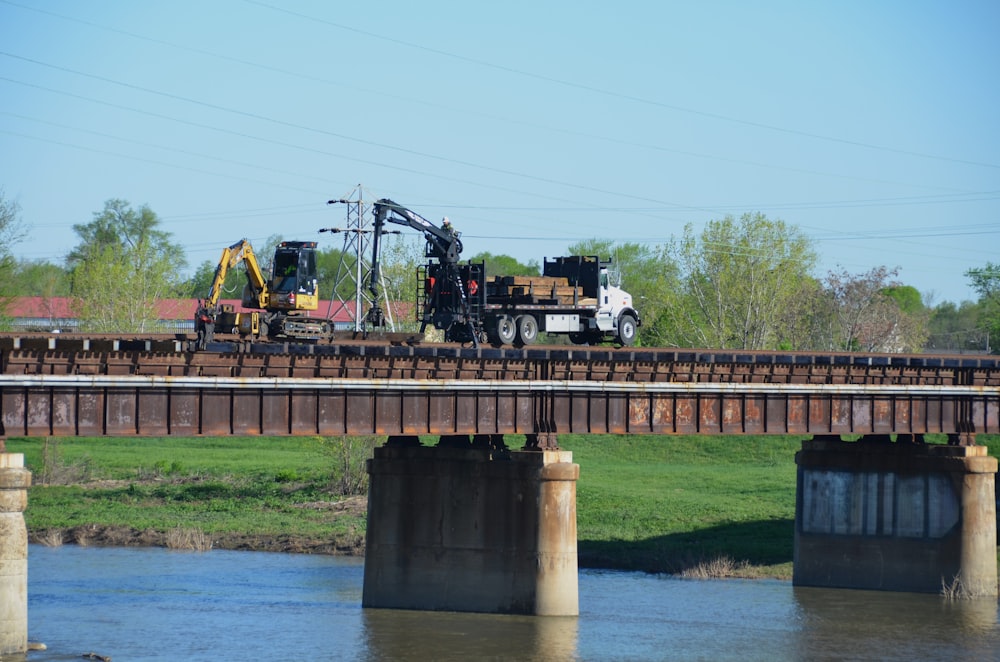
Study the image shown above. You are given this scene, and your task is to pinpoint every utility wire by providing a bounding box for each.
[2,0,985,195]
[244,0,1000,171]
[0,53,715,218]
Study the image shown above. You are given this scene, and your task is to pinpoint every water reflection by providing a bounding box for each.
[361,608,578,661]
[23,546,1000,662]
[792,586,999,661]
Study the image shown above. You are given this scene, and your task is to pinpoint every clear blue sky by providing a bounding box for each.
[1,0,998,305]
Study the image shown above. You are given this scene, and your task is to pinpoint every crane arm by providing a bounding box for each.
[368,198,478,346]
[204,239,269,309]
[372,199,462,264]
[361,199,467,337]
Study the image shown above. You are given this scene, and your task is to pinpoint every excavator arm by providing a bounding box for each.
[204,239,269,309]
[195,239,272,348]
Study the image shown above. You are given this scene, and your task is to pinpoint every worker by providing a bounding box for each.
[442,217,456,237]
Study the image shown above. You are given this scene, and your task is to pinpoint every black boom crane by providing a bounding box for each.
[368,198,481,346]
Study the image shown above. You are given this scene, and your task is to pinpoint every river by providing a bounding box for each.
[19,544,1000,661]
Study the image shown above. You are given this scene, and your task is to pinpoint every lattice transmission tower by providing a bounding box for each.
[321,184,396,332]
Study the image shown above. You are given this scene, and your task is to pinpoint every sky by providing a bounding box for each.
[1,0,998,305]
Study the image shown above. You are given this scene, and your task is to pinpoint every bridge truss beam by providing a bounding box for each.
[1,375,997,441]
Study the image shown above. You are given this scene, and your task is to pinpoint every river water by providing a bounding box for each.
[19,544,1000,661]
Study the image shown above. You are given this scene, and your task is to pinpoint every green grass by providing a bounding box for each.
[559,434,800,577]
[17,435,335,482]
[8,436,370,549]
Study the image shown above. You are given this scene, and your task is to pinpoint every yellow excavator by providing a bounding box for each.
[194,239,330,348]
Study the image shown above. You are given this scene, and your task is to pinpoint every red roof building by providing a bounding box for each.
[1,297,411,332]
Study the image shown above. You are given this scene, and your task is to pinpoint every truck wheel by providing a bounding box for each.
[495,316,517,345]
[516,315,538,346]
[616,313,637,346]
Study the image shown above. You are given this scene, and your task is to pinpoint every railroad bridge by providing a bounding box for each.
[0,337,997,441]
[0,335,998,651]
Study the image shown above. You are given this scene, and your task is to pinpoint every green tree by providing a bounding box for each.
[966,263,1000,303]
[467,251,540,277]
[660,213,816,349]
[567,239,676,347]
[69,199,187,333]
[0,191,27,328]
[966,262,1000,353]
[376,235,423,330]
[0,189,27,291]
[183,258,243,300]
[316,245,358,302]
[773,275,833,350]
[926,300,989,352]
[822,266,928,352]
[884,284,930,351]
[10,259,71,298]
[184,260,220,299]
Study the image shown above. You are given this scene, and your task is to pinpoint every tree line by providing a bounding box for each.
[1,193,997,353]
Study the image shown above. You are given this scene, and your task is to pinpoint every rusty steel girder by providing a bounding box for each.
[1,343,998,440]
[0,374,996,439]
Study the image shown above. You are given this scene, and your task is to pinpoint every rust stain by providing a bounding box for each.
[676,398,694,426]
[722,398,741,425]
[652,396,673,427]
[700,398,718,429]
[872,398,893,432]
[787,397,806,432]
[629,397,649,426]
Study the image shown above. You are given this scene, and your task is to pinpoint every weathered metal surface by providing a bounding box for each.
[1,342,998,438]
[0,374,997,438]
[4,343,1000,383]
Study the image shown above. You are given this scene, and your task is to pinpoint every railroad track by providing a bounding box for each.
[1,333,999,386]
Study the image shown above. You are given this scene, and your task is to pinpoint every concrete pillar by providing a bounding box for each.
[363,445,579,616]
[0,453,31,655]
[794,438,997,597]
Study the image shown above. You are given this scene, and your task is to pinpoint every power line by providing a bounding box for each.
[0,58,713,219]
[5,1,988,199]
[0,128,326,197]
[243,0,1000,172]
[0,111,335,187]
[3,0,970,197]
[0,75,604,210]
[2,6,995,293]
[6,70,998,226]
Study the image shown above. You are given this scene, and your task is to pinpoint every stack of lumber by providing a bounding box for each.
[487,275,582,304]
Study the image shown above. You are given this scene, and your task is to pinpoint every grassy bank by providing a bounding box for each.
[8,435,373,554]
[560,433,800,578]
[7,433,998,579]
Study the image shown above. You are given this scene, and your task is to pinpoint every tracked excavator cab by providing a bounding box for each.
[268,241,319,311]
[195,239,324,348]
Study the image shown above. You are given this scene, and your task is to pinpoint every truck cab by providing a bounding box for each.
[594,265,638,343]
[542,256,640,346]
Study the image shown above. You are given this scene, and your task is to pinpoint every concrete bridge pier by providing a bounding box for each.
[0,449,31,655]
[794,437,998,597]
[362,437,579,616]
